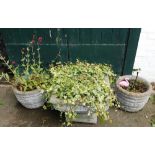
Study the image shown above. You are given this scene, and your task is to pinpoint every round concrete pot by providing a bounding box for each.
[115,75,152,112]
[13,87,46,109]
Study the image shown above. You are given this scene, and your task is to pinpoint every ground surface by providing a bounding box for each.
[0,84,155,127]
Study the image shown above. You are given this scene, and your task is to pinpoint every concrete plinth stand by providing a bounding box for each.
[72,113,97,124]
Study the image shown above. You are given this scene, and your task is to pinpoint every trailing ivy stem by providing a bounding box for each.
[1,58,15,75]
[21,50,26,69]
[32,46,35,65]
[26,48,30,75]
[37,44,41,68]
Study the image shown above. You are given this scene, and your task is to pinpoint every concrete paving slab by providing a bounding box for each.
[0,84,155,127]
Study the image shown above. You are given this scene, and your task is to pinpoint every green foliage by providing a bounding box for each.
[48,60,116,126]
[151,116,155,127]
[0,36,51,92]
[0,98,4,106]
[52,28,62,64]
[150,96,155,104]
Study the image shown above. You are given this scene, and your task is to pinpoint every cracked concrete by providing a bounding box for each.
[0,84,155,127]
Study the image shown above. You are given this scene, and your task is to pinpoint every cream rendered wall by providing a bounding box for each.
[133,28,155,82]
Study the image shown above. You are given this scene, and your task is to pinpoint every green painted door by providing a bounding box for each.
[0,28,141,74]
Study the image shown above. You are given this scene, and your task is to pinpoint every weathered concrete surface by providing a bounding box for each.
[0,84,62,127]
[0,84,155,127]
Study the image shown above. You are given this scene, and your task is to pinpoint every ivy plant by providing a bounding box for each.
[47,60,116,126]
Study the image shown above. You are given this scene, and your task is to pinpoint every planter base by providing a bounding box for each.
[72,113,97,124]
[49,96,98,124]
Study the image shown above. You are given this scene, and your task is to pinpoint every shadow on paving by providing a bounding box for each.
[0,84,155,127]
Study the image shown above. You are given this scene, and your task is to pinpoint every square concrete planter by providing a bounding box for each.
[49,76,110,124]
[49,95,97,124]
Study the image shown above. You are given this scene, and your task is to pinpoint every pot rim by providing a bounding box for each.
[13,86,43,95]
[116,75,152,97]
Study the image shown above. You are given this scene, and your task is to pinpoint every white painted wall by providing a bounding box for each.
[133,28,155,82]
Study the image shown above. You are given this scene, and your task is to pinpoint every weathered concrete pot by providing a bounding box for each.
[13,87,46,109]
[115,75,152,112]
